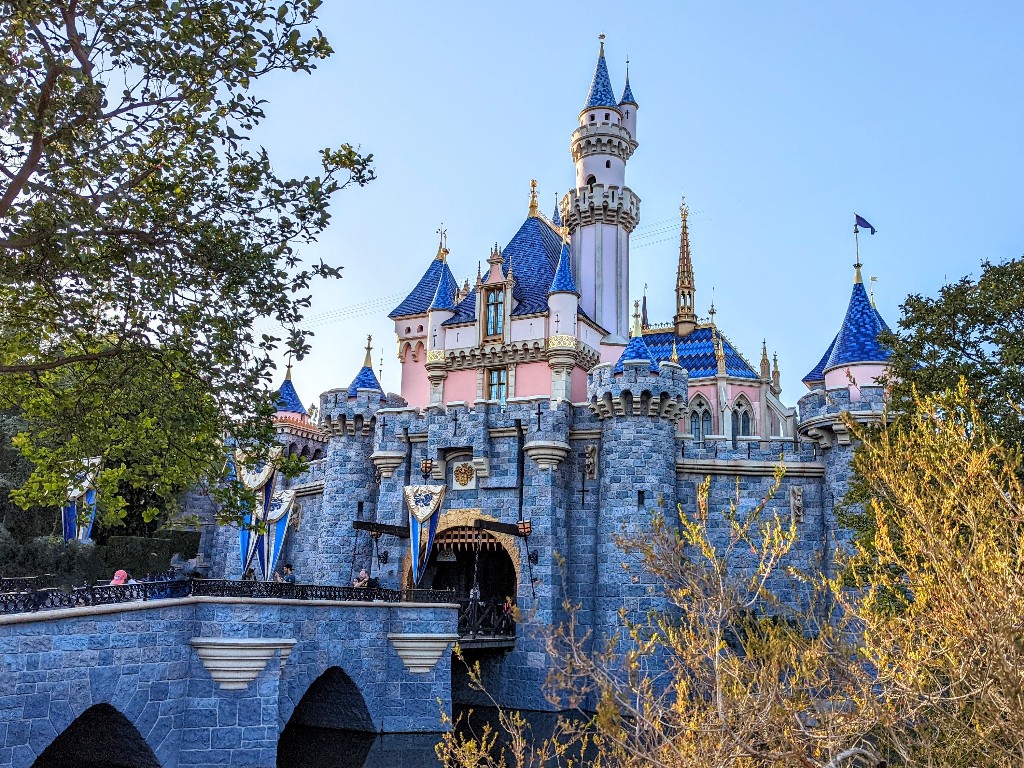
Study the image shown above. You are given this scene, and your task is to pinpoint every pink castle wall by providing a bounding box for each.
[444,369,478,403]
[514,362,552,398]
[824,363,888,401]
[570,367,588,402]
[400,342,429,409]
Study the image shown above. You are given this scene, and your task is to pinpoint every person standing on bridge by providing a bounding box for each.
[274,564,296,584]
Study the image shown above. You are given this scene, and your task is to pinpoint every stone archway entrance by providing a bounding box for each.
[402,509,520,601]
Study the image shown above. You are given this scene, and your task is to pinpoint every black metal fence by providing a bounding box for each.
[0,577,456,616]
[458,596,516,639]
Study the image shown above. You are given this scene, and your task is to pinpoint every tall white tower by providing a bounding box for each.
[561,38,640,343]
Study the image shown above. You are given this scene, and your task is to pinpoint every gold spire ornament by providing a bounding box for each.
[760,340,771,381]
[285,355,293,381]
[528,179,539,217]
[674,194,697,337]
[435,225,449,261]
[631,299,642,338]
[363,335,373,368]
[670,338,679,364]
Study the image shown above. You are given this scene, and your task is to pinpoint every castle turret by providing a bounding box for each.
[314,337,386,585]
[426,238,457,405]
[547,240,580,401]
[561,37,640,343]
[587,303,687,641]
[619,61,638,142]
[674,199,696,336]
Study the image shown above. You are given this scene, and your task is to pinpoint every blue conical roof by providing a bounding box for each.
[821,281,892,373]
[548,242,578,295]
[802,333,837,385]
[275,376,306,414]
[347,365,384,399]
[429,264,459,312]
[620,74,637,106]
[390,257,457,318]
[584,45,617,110]
[614,332,658,374]
[551,199,562,227]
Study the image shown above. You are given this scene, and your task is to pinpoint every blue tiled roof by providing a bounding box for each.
[549,242,578,295]
[643,327,760,380]
[823,282,892,372]
[620,75,637,106]
[347,365,384,399]
[503,215,563,316]
[551,200,562,227]
[614,333,659,373]
[441,291,476,326]
[275,378,306,414]
[584,47,617,110]
[429,264,459,311]
[389,258,455,318]
[802,333,837,385]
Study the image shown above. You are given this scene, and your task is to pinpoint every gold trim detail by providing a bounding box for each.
[547,335,577,350]
[425,349,446,364]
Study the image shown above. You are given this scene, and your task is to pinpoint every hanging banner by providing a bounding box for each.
[403,485,446,586]
[63,458,100,543]
[262,490,296,579]
[230,447,283,579]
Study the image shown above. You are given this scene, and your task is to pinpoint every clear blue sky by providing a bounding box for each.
[252,1,1024,408]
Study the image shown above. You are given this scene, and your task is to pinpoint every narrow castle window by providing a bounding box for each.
[625,109,630,118]
[690,407,713,446]
[604,112,610,120]
[485,288,505,337]
[605,160,611,168]
[487,368,507,401]
[589,114,595,122]
[586,175,596,186]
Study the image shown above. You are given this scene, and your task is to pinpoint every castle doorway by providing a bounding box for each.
[424,526,516,603]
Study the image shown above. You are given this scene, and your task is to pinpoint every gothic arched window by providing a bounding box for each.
[586,174,596,186]
[485,288,504,338]
[732,398,754,442]
[690,398,713,446]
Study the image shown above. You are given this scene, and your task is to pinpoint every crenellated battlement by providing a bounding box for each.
[586,361,688,422]
[560,184,640,233]
[797,385,887,449]
[318,387,387,438]
[569,122,637,164]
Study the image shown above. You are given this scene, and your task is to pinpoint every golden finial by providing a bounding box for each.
[363,335,373,368]
[284,355,293,381]
[598,33,605,55]
[631,299,642,338]
[528,179,538,217]
[869,275,878,308]
[435,225,449,261]
[670,338,679,364]
[680,194,688,222]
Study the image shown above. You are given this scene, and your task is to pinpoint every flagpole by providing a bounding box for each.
[853,212,862,283]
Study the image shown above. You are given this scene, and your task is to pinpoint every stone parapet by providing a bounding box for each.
[561,184,641,233]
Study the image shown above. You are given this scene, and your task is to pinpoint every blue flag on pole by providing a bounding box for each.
[854,214,876,235]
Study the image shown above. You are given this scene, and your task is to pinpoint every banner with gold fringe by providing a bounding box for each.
[403,485,446,586]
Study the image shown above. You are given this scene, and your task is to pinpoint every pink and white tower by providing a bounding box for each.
[561,38,640,344]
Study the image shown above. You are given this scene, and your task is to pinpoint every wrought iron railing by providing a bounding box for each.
[0,577,456,616]
[457,596,516,639]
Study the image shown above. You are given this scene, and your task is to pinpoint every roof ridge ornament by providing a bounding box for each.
[528,179,538,217]
[435,224,449,261]
[363,335,373,368]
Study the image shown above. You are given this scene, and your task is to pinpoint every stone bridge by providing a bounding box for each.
[0,594,458,768]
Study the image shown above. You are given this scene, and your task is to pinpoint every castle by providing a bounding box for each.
[203,40,894,711]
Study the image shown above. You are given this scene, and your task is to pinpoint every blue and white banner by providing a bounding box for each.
[230,447,285,579]
[403,485,446,586]
[62,458,100,543]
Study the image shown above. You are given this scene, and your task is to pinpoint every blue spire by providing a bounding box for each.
[614,309,658,374]
[620,72,637,106]
[822,279,892,373]
[347,336,384,399]
[551,195,562,227]
[429,263,458,311]
[275,368,306,414]
[549,242,578,295]
[583,40,618,110]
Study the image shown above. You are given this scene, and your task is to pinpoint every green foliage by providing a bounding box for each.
[880,258,1024,450]
[0,0,373,526]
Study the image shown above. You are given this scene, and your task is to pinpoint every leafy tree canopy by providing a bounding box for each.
[881,257,1024,449]
[0,0,374,524]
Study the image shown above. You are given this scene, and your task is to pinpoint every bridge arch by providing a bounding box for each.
[284,665,374,733]
[32,703,159,768]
